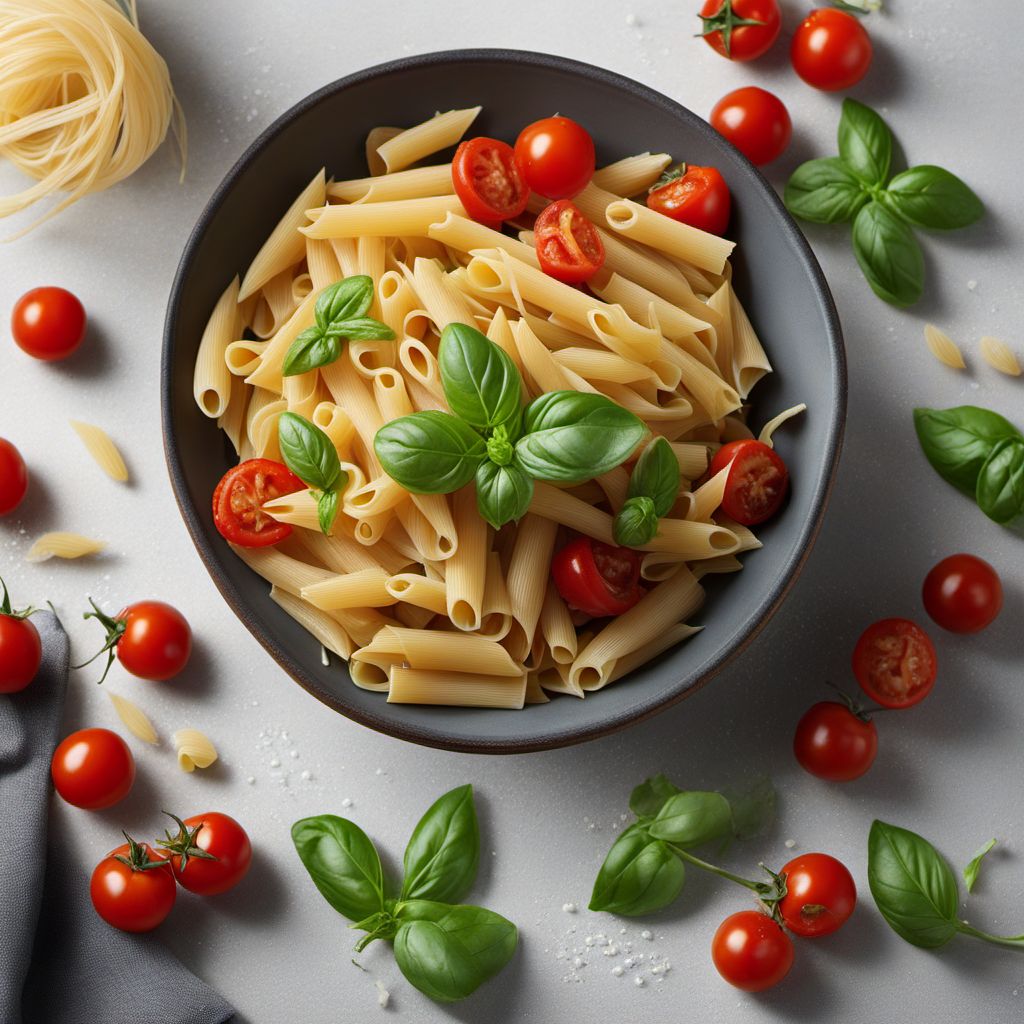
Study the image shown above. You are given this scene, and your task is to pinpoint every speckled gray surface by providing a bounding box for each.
[2,1,1023,1021]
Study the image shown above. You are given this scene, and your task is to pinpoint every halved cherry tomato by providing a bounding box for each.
[212,458,304,547]
[699,0,782,62]
[0,438,28,515]
[452,137,529,224]
[51,727,135,809]
[852,618,937,709]
[0,577,41,694]
[551,538,645,618]
[647,164,731,236]
[514,116,595,200]
[11,286,86,361]
[922,554,1002,634]
[711,910,793,991]
[710,87,791,166]
[791,8,872,92]
[778,852,856,938]
[91,837,176,932]
[708,439,789,526]
[159,811,252,895]
[534,200,605,284]
[793,701,877,782]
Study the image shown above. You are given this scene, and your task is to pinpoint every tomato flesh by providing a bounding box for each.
[534,200,605,284]
[793,701,877,782]
[51,727,135,809]
[117,600,192,681]
[700,0,782,62]
[711,910,793,991]
[0,438,29,515]
[647,165,731,236]
[514,116,595,200]
[213,458,304,547]
[922,553,1002,634]
[709,439,788,526]
[852,618,937,708]
[779,853,857,938]
[166,812,253,895]
[452,137,528,224]
[791,8,872,92]
[91,844,176,932]
[709,87,791,166]
[551,538,645,618]
[11,286,86,361]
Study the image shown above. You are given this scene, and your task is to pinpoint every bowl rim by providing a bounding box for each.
[162,47,847,755]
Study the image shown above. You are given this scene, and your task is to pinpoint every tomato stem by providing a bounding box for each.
[156,811,219,869]
[114,831,173,872]
[696,0,767,57]
[0,576,37,620]
[75,597,126,683]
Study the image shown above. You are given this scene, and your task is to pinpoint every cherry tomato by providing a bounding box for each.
[711,910,794,991]
[11,286,86,361]
[90,837,176,932]
[708,439,789,526]
[159,811,253,895]
[551,538,645,618]
[452,137,529,225]
[922,554,1003,634]
[710,87,792,166]
[793,701,877,782]
[0,578,41,694]
[647,164,731,236]
[51,727,135,809]
[533,200,605,284]
[0,438,28,515]
[852,618,937,709]
[83,598,192,683]
[779,853,857,938]
[699,0,782,62]
[514,116,595,200]
[213,458,304,548]
[791,8,872,92]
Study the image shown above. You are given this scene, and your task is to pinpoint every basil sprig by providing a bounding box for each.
[613,437,680,547]
[914,405,1024,527]
[283,275,394,377]
[868,821,1024,950]
[277,411,348,534]
[374,323,646,529]
[292,785,517,1003]
[785,99,983,306]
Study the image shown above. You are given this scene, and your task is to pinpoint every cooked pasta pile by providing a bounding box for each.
[193,105,796,710]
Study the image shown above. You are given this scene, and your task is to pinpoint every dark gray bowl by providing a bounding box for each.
[162,49,845,754]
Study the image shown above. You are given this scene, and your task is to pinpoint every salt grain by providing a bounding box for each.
[269,757,281,768]
[784,839,796,849]
[301,770,313,781]
[573,957,585,969]
[641,930,653,940]
[342,797,353,808]
[562,902,577,913]
[611,965,624,977]
[375,979,390,1008]
[246,776,255,785]
[634,975,645,987]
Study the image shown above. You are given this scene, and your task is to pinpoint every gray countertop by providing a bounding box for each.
[3,0,1023,1021]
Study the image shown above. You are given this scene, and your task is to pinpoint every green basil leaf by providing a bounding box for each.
[439,322,522,432]
[400,784,480,904]
[278,411,343,493]
[867,820,960,949]
[648,791,733,848]
[852,201,925,307]
[627,437,680,516]
[291,814,386,923]
[283,327,340,377]
[374,411,486,494]
[976,437,1024,526]
[315,275,374,333]
[963,838,996,894]
[722,776,777,840]
[317,487,341,536]
[913,406,1022,497]
[613,495,658,547]
[516,392,646,482]
[394,901,517,1003]
[475,459,534,529]
[784,157,871,224]
[629,774,682,820]
[881,165,984,231]
[838,98,893,186]
[326,316,396,342]
[588,823,685,916]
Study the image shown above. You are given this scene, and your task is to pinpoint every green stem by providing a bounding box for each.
[668,845,765,895]
[958,922,1024,949]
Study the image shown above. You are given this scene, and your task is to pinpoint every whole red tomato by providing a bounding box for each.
[159,811,253,895]
[11,286,86,361]
[90,836,176,932]
[793,700,878,781]
[83,598,192,683]
[699,0,781,61]
[0,438,29,515]
[51,727,135,809]
[514,117,595,200]
[0,578,41,693]
[922,554,1002,634]
[778,853,857,937]
[711,910,793,991]
[791,8,873,91]
[710,87,792,166]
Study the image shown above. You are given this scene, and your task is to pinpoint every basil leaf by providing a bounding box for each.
[475,459,534,529]
[976,437,1024,526]
[963,838,996,894]
[317,488,341,536]
[315,275,373,333]
[627,437,680,516]
[722,776,777,840]
[867,820,960,949]
[283,326,341,377]
[881,165,984,231]
[326,316,395,342]
[852,201,925,307]
[784,157,870,224]
[516,392,646,482]
[648,791,733,848]
[613,495,658,547]
[278,411,343,493]
[439,323,522,432]
[838,98,892,186]
[374,411,486,494]
[913,406,1021,497]
[629,775,682,820]
[291,814,386,923]
[400,784,480,905]
[589,823,685,916]
[394,901,518,1003]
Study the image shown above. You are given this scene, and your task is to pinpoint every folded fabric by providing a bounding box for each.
[0,611,235,1024]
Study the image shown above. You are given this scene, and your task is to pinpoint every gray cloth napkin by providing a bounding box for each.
[0,611,235,1024]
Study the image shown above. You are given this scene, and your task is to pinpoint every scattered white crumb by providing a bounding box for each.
[375,979,390,1008]
[301,770,313,781]
[290,749,299,759]
[342,797,353,808]
[634,975,645,987]
[573,957,585,969]
[246,776,256,785]
[784,838,796,849]
[562,902,577,913]
[625,12,639,25]
[967,280,978,291]
[611,965,624,977]
[269,757,281,768]
[641,930,653,941]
